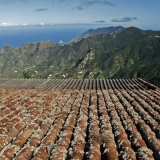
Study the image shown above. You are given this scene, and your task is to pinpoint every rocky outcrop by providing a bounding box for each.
[79,49,95,68]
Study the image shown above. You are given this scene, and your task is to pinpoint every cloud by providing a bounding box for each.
[112,17,137,22]
[34,8,48,12]
[74,0,115,10]
[22,23,28,26]
[95,20,105,23]
[40,23,45,25]
[0,22,29,27]
[0,22,14,26]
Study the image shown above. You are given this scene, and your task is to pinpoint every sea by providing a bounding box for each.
[0,24,107,49]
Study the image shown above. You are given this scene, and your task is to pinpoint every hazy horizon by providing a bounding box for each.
[0,24,160,49]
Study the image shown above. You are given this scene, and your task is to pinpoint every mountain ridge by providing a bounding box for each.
[0,26,160,86]
[69,26,125,43]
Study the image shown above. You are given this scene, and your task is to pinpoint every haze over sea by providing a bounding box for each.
[0,24,107,49]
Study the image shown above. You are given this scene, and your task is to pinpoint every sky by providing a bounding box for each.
[0,0,160,30]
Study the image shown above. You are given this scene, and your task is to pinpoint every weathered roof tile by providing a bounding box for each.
[0,79,159,159]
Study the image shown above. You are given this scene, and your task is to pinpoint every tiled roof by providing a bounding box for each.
[0,79,160,160]
[0,78,158,90]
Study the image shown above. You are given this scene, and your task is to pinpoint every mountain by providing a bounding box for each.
[0,27,160,87]
[111,36,160,86]
[69,26,125,43]
[0,41,60,78]
[49,27,160,86]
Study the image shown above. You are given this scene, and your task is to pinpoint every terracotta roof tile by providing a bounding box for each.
[0,128,6,134]
[15,123,26,132]
[7,128,19,140]
[0,136,10,150]
[3,147,15,159]
[0,79,160,159]
[0,118,10,126]
[16,147,32,160]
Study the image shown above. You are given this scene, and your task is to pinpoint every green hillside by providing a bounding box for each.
[111,37,160,86]
[0,27,160,86]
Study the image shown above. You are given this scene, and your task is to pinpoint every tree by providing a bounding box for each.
[22,70,32,79]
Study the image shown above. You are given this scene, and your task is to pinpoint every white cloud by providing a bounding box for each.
[22,23,28,26]
[0,22,14,26]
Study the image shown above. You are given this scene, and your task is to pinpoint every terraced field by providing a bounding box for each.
[0,78,160,160]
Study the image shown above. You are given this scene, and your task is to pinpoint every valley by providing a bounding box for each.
[0,26,160,86]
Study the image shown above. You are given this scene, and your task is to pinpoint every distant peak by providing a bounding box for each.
[69,26,126,43]
[4,44,14,48]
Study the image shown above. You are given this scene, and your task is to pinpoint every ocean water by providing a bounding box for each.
[0,25,95,49]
